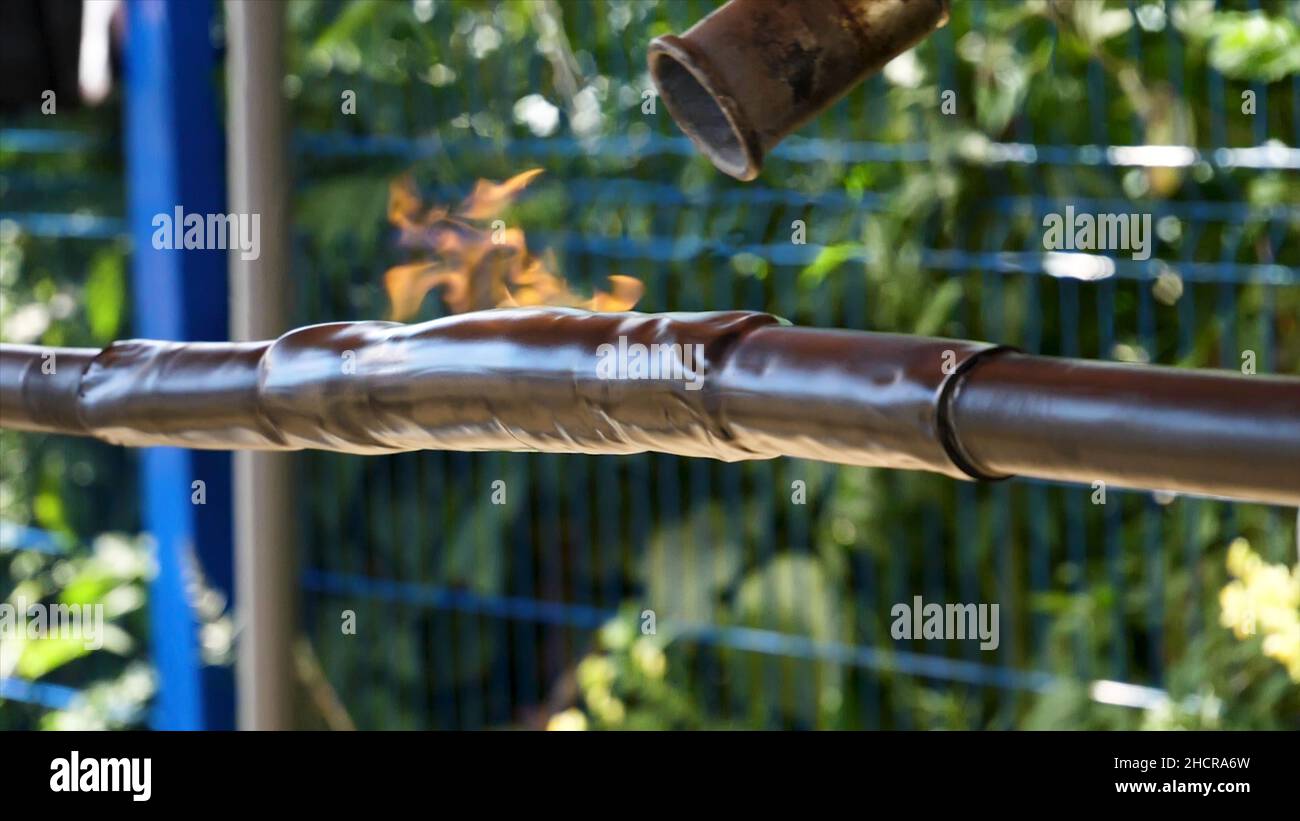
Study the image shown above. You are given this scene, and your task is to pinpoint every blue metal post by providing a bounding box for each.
[124,0,234,729]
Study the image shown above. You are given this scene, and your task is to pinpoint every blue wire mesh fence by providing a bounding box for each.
[286,0,1299,729]
[2,0,1297,729]
[0,113,140,723]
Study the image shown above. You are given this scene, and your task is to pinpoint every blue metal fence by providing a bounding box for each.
[286,0,1298,728]
[2,0,1297,729]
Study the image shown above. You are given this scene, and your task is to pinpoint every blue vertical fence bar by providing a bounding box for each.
[124,0,234,730]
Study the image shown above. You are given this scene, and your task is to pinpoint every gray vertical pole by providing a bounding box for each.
[225,0,296,729]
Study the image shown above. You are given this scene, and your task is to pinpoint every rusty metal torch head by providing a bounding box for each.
[649,0,950,180]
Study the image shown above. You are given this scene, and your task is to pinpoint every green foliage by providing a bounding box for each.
[1,62,138,729]
[1182,9,1300,81]
[552,608,701,730]
[84,247,125,343]
[0,534,153,730]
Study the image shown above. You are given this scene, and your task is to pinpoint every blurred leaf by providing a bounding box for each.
[641,507,744,623]
[1204,13,1300,82]
[799,243,862,288]
[1247,173,1288,209]
[16,635,93,679]
[967,42,1026,135]
[59,571,120,608]
[1170,0,1218,38]
[296,174,393,253]
[311,0,384,51]
[1068,2,1133,45]
[33,490,67,534]
[735,555,846,727]
[911,278,963,336]
[84,248,124,343]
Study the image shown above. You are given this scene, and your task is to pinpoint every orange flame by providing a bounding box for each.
[383,169,643,320]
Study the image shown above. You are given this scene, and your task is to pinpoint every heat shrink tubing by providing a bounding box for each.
[2,308,1297,506]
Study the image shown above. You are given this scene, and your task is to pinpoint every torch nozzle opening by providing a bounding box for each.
[649,37,760,181]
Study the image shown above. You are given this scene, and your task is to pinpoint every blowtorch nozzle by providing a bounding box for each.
[649,0,950,180]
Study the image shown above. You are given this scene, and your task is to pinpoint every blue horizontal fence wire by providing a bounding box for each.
[0,676,83,711]
[0,521,71,555]
[302,568,1062,693]
[294,129,1300,169]
[0,213,127,240]
[0,128,110,154]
